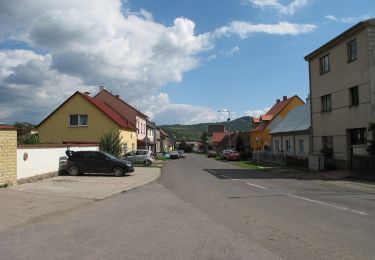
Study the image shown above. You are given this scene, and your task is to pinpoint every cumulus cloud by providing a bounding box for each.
[247,0,310,15]
[0,0,316,124]
[213,21,316,39]
[243,107,270,118]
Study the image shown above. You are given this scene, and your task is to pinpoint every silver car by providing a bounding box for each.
[123,150,154,166]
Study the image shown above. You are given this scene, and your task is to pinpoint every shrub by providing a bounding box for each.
[99,130,123,158]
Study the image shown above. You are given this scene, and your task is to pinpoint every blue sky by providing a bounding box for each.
[0,0,374,125]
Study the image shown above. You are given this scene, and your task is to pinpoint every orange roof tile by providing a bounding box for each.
[250,95,303,132]
[212,132,226,143]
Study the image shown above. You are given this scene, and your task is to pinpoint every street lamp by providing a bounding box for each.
[218,109,231,150]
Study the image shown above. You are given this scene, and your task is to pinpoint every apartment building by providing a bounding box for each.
[305,18,375,169]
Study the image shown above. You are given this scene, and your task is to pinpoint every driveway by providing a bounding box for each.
[10,167,161,200]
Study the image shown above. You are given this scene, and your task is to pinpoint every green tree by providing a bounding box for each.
[13,122,35,142]
[99,130,123,158]
[19,134,40,144]
[235,135,245,152]
[178,139,187,150]
[200,131,208,153]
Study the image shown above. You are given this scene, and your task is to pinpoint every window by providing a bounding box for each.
[123,143,128,153]
[350,128,366,145]
[322,136,333,149]
[299,140,305,153]
[347,39,357,62]
[350,86,359,106]
[274,140,280,152]
[319,54,330,74]
[321,94,332,111]
[285,140,291,152]
[69,114,88,126]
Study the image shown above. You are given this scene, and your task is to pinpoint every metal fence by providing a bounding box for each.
[252,151,286,165]
[351,154,375,173]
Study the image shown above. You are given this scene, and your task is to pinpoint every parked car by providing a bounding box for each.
[163,152,170,159]
[169,150,180,159]
[207,150,217,158]
[225,151,241,161]
[220,149,233,159]
[178,150,186,158]
[123,150,154,166]
[65,151,134,177]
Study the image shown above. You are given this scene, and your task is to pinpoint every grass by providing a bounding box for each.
[231,161,275,170]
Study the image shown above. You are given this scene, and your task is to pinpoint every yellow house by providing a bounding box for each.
[37,91,137,150]
[250,95,304,150]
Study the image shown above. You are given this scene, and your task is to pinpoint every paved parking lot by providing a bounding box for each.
[0,167,160,232]
[10,167,161,200]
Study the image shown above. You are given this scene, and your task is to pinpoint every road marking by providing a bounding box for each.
[246,182,268,190]
[221,174,237,181]
[287,194,368,216]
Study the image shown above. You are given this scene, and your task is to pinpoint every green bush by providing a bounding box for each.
[99,130,123,158]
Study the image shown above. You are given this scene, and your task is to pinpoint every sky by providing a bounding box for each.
[0,0,374,125]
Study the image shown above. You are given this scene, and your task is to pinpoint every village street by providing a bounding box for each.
[1,154,375,259]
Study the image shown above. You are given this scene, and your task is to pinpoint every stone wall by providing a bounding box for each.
[0,126,17,186]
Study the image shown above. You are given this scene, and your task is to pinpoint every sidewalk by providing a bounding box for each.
[0,167,161,232]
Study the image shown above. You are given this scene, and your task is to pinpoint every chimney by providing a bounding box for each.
[115,95,120,99]
[276,99,280,103]
[99,86,105,92]
[283,96,287,101]
[83,92,91,96]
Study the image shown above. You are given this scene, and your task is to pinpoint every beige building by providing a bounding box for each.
[305,18,375,168]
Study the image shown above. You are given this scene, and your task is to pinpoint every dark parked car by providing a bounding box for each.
[65,151,134,177]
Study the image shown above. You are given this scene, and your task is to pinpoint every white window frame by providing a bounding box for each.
[69,114,88,127]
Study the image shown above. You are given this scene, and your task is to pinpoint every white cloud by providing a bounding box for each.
[243,107,270,118]
[213,21,316,39]
[0,1,317,124]
[247,0,310,15]
[227,46,240,56]
[325,14,372,24]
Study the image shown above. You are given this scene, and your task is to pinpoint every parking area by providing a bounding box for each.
[10,167,161,200]
[0,167,161,232]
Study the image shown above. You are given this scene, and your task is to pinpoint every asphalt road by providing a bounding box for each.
[1,154,375,259]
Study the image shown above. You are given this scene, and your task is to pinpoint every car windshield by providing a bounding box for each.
[103,152,117,160]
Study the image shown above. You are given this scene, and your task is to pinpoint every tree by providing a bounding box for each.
[200,131,208,153]
[99,130,123,158]
[235,134,245,152]
[13,122,35,142]
[178,139,187,150]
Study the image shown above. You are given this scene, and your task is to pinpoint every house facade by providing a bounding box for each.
[37,92,137,148]
[305,18,375,168]
[270,104,310,157]
[94,87,148,149]
[250,96,305,151]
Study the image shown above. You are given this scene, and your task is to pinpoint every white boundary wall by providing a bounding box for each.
[17,145,98,180]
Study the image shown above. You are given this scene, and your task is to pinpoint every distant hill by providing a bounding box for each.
[160,116,252,142]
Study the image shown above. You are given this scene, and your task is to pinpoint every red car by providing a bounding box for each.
[224,151,240,161]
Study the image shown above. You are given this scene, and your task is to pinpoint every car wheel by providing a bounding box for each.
[144,160,152,166]
[68,165,80,176]
[113,166,124,177]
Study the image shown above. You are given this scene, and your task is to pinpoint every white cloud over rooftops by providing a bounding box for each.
[0,0,316,124]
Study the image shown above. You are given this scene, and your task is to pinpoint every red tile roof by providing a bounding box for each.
[78,92,136,131]
[253,117,260,123]
[37,92,136,131]
[250,95,303,132]
[94,89,148,119]
[260,115,273,121]
[212,132,226,143]
[0,124,15,130]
